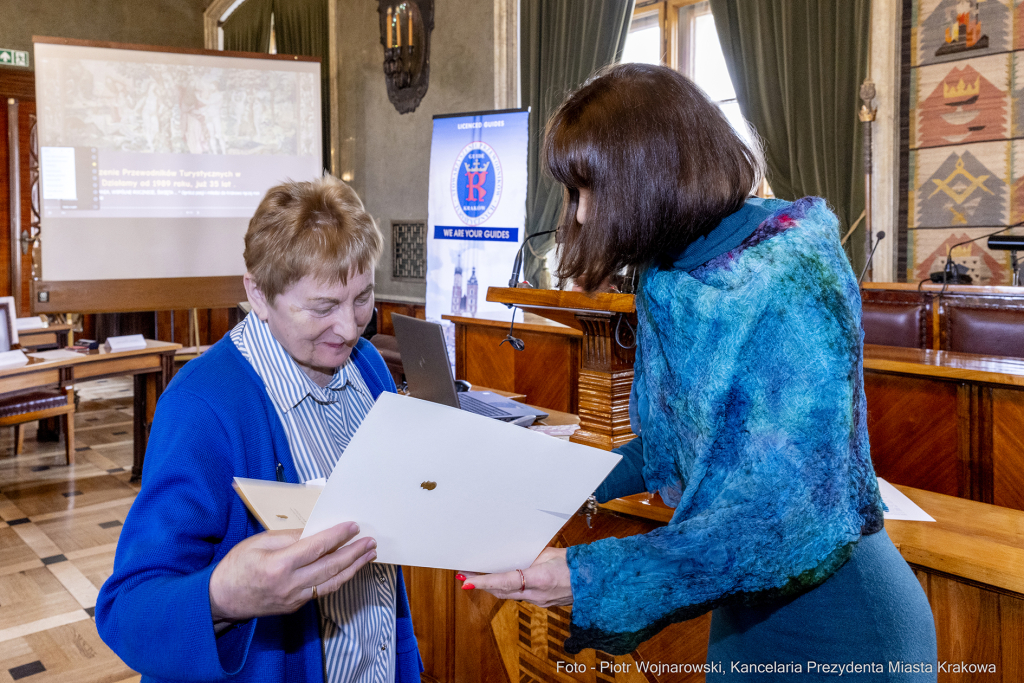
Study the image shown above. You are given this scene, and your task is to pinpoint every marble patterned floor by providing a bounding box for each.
[0,377,141,683]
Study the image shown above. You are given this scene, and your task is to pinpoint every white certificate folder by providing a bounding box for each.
[235,392,621,574]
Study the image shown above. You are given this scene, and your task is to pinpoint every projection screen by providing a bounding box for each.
[32,37,322,313]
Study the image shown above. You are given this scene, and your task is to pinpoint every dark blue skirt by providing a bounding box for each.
[708,528,937,681]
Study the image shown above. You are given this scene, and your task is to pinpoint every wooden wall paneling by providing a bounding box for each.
[197,308,210,345]
[80,313,95,340]
[958,384,993,504]
[453,589,512,683]
[0,68,36,101]
[864,372,960,497]
[991,388,1024,511]
[155,311,172,342]
[207,307,238,344]
[1000,593,1024,681]
[924,572,1001,682]
[512,330,578,413]
[405,565,455,683]
[0,102,10,299]
[17,100,34,316]
[33,276,248,314]
[377,301,425,336]
[463,325,515,392]
[171,309,190,344]
[453,320,466,383]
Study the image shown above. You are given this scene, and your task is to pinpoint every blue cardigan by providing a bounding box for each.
[567,198,885,654]
[96,335,422,682]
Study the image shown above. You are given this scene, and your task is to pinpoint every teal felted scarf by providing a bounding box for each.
[565,197,884,655]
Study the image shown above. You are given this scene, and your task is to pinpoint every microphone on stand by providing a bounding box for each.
[987,235,1024,286]
[928,224,1023,287]
[500,229,558,351]
[858,231,886,284]
[506,229,558,290]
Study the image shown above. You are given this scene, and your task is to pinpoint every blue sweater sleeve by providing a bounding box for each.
[96,387,258,680]
[594,437,647,504]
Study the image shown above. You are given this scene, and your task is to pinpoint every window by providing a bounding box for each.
[678,3,749,145]
[622,1,770,195]
[621,8,663,65]
[621,1,751,146]
[217,0,278,54]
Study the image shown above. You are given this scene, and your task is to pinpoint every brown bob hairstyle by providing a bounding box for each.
[545,63,764,291]
[244,175,382,304]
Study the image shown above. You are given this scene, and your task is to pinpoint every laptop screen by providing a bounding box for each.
[390,314,462,409]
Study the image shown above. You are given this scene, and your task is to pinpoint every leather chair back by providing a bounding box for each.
[860,290,933,349]
[942,299,1024,357]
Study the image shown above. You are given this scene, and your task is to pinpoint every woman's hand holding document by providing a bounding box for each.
[208,522,376,622]
[235,392,620,573]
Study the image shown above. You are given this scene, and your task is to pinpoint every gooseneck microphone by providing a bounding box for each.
[499,229,559,350]
[858,231,886,285]
[507,229,559,289]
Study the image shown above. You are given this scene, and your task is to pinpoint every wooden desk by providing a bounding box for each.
[17,323,73,350]
[863,344,1024,510]
[596,485,1024,682]
[449,322,1024,510]
[409,483,1024,682]
[0,340,180,479]
[444,314,582,414]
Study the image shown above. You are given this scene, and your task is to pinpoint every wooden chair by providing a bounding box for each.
[0,384,76,464]
[860,288,935,349]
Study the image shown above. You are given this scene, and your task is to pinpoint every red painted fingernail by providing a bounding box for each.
[461,583,475,590]
[455,574,466,581]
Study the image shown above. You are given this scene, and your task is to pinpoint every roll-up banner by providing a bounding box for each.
[426,108,529,359]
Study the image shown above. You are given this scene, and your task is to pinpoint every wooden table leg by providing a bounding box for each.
[132,373,146,481]
[131,353,176,481]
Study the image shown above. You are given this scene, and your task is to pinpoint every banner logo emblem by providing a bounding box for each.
[451,142,502,226]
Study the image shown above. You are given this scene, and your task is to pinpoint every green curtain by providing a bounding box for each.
[221,0,330,173]
[709,0,871,272]
[221,0,273,53]
[273,0,331,173]
[520,0,635,287]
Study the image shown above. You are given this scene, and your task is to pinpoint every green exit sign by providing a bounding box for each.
[0,49,29,68]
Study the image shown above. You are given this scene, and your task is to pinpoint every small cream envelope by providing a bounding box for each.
[233,479,324,531]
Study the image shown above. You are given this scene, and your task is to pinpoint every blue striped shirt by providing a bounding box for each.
[232,314,397,683]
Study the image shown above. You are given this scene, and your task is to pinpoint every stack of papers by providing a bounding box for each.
[15,317,47,331]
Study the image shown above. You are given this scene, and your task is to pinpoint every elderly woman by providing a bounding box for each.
[463,64,937,679]
[97,176,421,683]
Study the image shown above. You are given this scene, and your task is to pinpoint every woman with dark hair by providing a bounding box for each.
[462,64,937,678]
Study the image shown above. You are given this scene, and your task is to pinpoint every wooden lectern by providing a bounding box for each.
[486,287,637,450]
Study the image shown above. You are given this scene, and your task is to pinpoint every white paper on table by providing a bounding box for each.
[16,317,47,331]
[0,349,29,368]
[301,392,621,573]
[28,349,85,361]
[877,477,935,522]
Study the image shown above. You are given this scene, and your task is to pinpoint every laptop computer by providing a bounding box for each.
[390,313,548,422]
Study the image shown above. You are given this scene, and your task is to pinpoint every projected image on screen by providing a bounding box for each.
[35,41,322,282]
